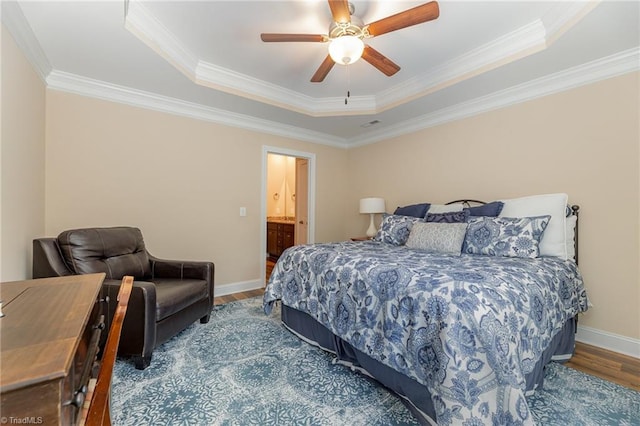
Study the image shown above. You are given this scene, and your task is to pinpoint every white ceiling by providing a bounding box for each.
[4,0,639,147]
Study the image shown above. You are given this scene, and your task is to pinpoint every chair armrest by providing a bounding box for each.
[102,279,156,359]
[147,253,214,282]
[147,252,215,307]
[32,238,73,278]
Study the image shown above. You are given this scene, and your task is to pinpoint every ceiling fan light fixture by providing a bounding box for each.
[260,1,440,82]
[328,35,364,65]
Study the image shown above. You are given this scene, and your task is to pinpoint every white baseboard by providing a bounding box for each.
[576,325,640,359]
[215,279,264,297]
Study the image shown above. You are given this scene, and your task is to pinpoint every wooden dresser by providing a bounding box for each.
[0,274,105,426]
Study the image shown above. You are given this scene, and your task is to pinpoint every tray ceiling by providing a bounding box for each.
[5,1,639,147]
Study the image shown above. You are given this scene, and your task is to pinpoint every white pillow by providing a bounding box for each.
[499,193,569,259]
[427,203,463,214]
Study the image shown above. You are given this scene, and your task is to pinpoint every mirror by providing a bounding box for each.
[267,154,296,219]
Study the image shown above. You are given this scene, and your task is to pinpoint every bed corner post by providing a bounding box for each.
[571,205,580,265]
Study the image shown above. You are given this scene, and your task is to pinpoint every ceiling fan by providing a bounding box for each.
[260,0,440,83]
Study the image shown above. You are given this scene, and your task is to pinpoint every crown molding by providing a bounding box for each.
[124,0,198,79]
[1,0,52,81]
[349,46,640,147]
[124,0,377,116]
[375,2,601,111]
[195,60,316,114]
[375,19,548,111]
[123,0,596,117]
[46,70,347,148]
[44,47,638,150]
[195,61,377,116]
[542,0,601,46]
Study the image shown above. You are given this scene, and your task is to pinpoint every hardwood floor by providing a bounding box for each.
[266,259,275,281]
[213,259,274,305]
[215,288,640,392]
[214,288,265,305]
[566,342,639,391]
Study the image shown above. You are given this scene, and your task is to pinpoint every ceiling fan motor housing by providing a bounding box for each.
[328,18,366,39]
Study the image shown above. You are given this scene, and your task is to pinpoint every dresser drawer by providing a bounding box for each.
[66,301,104,423]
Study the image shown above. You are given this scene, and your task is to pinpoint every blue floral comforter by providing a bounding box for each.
[263,241,588,425]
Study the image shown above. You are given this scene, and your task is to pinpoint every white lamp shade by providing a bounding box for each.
[329,35,364,65]
[359,197,386,214]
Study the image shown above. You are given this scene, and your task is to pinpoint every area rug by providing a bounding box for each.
[111,297,639,425]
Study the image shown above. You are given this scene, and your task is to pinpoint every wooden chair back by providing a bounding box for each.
[84,276,133,426]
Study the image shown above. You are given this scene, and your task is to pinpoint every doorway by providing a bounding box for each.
[261,146,315,285]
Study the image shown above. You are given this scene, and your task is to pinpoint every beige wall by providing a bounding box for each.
[0,26,46,281]
[44,91,349,288]
[347,72,640,341]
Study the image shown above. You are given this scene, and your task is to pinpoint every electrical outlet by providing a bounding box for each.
[239,207,247,217]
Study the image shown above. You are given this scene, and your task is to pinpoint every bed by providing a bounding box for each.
[263,194,589,425]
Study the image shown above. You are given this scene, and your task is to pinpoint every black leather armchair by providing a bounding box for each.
[33,227,214,370]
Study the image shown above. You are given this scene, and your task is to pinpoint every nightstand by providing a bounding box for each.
[350,236,372,241]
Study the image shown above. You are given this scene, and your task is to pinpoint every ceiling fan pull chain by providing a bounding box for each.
[345,65,351,105]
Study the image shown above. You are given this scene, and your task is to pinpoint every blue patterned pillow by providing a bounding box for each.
[426,210,469,223]
[463,215,551,258]
[464,201,504,217]
[393,203,430,218]
[374,214,424,246]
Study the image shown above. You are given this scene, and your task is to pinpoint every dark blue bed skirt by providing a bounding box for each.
[281,305,577,426]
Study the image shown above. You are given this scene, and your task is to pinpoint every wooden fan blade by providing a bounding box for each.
[261,33,326,42]
[361,45,400,77]
[366,1,439,37]
[311,55,336,82]
[328,0,351,24]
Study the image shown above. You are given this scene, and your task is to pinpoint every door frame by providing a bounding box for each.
[261,146,316,285]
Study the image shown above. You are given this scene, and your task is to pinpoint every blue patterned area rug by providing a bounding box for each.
[111,297,639,425]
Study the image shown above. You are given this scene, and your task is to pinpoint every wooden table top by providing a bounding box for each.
[0,274,105,392]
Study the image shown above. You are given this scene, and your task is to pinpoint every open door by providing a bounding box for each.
[295,158,308,245]
[263,146,315,286]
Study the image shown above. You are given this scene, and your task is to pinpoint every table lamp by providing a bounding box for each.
[359,197,386,238]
